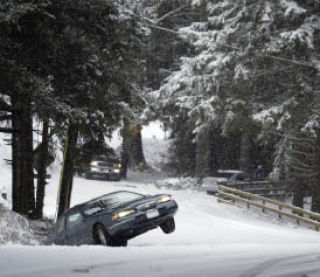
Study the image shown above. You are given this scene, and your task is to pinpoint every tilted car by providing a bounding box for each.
[48,191,178,246]
[202,170,252,195]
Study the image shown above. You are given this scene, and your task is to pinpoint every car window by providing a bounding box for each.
[56,216,66,234]
[236,174,251,181]
[66,212,84,229]
[83,191,144,215]
[84,206,104,216]
[216,173,234,179]
[97,161,111,167]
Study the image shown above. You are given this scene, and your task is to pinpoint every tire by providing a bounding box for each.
[85,172,91,180]
[94,224,109,246]
[160,217,175,234]
[94,224,127,247]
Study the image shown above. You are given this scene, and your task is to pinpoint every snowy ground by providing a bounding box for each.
[1,171,320,276]
[1,126,320,276]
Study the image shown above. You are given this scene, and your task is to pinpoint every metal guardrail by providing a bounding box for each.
[218,185,320,231]
[223,181,287,199]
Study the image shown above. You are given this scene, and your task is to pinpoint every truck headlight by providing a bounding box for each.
[113,168,120,173]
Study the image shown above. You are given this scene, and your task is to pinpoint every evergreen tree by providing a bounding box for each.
[156,0,320,184]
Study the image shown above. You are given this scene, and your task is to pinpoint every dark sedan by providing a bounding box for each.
[49,191,178,246]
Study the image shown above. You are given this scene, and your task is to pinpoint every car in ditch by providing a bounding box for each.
[202,170,252,195]
[48,190,178,246]
[84,156,122,181]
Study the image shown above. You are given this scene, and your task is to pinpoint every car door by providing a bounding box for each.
[65,211,91,245]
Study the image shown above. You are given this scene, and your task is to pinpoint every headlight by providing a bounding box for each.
[113,168,120,173]
[90,161,98,166]
[118,163,122,168]
[157,195,171,204]
[112,209,135,220]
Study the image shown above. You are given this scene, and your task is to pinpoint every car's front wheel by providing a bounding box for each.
[160,217,175,234]
[85,172,92,180]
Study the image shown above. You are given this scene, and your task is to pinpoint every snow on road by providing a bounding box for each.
[2,171,320,276]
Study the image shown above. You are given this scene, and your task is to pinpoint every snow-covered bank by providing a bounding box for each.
[0,202,37,245]
[2,169,320,276]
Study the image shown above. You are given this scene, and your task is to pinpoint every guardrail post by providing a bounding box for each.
[278,205,282,219]
[262,200,265,213]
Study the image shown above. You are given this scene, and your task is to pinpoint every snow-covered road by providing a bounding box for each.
[2,172,320,276]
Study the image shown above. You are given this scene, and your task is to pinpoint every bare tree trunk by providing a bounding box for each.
[209,129,219,176]
[292,179,306,208]
[122,120,146,169]
[57,123,78,217]
[34,118,50,219]
[195,126,211,179]
[239,130,252,173]
[312,131,320,213]
[311,184,320,213]
[21,96,35,217]
[11,99,22,213]
[11,93,35,217]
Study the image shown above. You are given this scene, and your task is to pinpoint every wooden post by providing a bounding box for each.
[262,200,265,213]
[278,205,282,219]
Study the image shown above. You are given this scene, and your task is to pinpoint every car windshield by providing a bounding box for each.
[236,174,251,181]
[83,191,144,215]
[97,161,112,167]
[216,172,235,178]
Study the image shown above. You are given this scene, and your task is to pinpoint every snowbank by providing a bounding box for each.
[152,177,200,190]
[0,200,38,245]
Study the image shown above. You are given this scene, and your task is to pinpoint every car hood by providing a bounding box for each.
[122,194,167,210]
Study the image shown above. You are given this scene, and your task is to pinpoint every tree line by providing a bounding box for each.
[2,0,320,219]
[0,0,148,219]
[151,0,320,212]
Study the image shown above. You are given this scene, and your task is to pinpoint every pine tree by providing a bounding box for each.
[156,0,320,182]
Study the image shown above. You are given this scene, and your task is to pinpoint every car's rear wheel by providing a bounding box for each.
[94,224,110,246]
[94,224,127,247]
[160,217,175,234]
